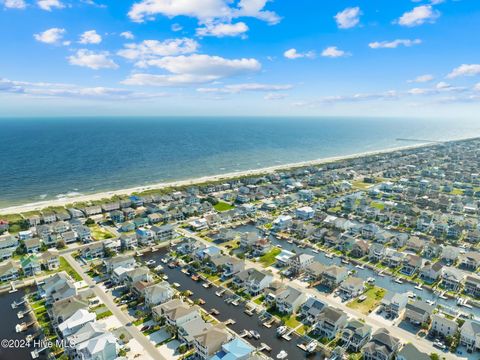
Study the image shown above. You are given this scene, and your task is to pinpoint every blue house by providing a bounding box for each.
[210,338,254,360]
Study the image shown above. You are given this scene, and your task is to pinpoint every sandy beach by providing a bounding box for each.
[0,138,470,216]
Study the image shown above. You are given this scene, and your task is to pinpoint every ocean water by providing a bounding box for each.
[0,117,479,208]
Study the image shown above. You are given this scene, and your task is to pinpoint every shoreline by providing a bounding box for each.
[0,136,476,215]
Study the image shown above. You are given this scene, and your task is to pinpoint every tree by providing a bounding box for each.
[430,353,439,360]
[85,218,95,226]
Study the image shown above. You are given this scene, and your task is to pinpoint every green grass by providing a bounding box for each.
[284,315,302,329]
[370,201,385,210]
[89,224,114,241]
[351,180,373,190]
[347,286,386,314]
[214,201,234,212]
[96,310,113,320]
[258,247,282,267]
[450,188,464,195]
[58,256,82,281]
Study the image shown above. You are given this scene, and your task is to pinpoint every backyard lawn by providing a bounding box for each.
[347,286,386,314]
[213,201,235,212]
[89,224,114,240]
[258,247,282,267]
[58,256,82,281]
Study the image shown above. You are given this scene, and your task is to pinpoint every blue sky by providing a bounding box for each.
[1,0,480,117]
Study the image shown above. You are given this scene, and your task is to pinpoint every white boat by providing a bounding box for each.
[394,277,403,284]
[306,341,317,353]
[154,265,164,272]
[162,275,168,280]
[202,283,211,289]
[276,350,288,359]
[325,253,333,259]
[414,283,423,290]
[355,264,365,269]
[276,326,287,336]
[173,282,180,288]
[312,248,319,254]
[251,330,260,339]
[367,277,375,284]
[145,260,156,267]
[426,300,435,306]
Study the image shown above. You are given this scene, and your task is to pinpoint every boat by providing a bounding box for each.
[145,260,156,267]
[181,268,189,274]
[325,253,333,259]
[202,283,211,289]
[251,330,260,339]
[394,277,403,284]
[276,350,288,359]
[161,258,168,264]
[215,289,226,297]
[277,244,283,248]
[168,262,177,269]
[407,291,415,299]
[162,275,168,280]
[358,295,367,302]
[426,300,435,306]
[154,265,164,272]
[198,298,206,305]
[306,341,317,353]
[191,275,199,281]
[355,264,365,269]
[414,283,423,290]
[172,282,180,288]
[367,277,375,284]
[341,259,349,264]
[287,239,293,244]
[312,248,319,254]
[276,326,287,336]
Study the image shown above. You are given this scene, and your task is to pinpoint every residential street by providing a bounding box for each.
[63,254,164,360]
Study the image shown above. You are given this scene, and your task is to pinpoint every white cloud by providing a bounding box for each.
[120,31,135,40]
[321,46,348,58]
[474,83,480,91]
[334,7,361,29]
[123,54,261,86]
[447,64,480,78]
[34,28,66,44]
[196,22,248,38]
[3,0,26,9]
[369,39,422,49]
[67,49,118,70]
[197,82,292,94]
[264,93,287,100]
[79,30,102,44]
[283,48,315,60]
[128,0,280,25]
[118,38,199,65]
[408,74,434,83]
[397,5,440,27]
[408,88,431,95]
[37,0,64,11]
[0,77,167,100]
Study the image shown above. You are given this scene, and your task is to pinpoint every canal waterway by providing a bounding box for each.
[0,288,48,360]
[142,249,324,359]
[232,224,479,318]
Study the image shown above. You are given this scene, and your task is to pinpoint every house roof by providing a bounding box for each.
[398,343,430,360]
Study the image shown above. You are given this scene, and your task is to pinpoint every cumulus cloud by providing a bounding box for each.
[369,39,422,49]
[37,0,64,11]
[334,7,361,29]
[408,74,434,83]
[447,64,480,78]
[118,38,199,65]
[128,0,280,25]
[79,30,102,44]
[34,28,66,44]
[197,82,292,94]
[122,54,261,86]
[321,46,348,58]
[67,49,118,70]
[120,31,135,40]
[3,0,26,9]
[196,22,248,38]
[397,5,440,27]
[283,48,315,60]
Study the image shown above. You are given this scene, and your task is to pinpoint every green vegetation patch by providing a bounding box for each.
[58,256,82,281]
[347,286,386,314]
[258,247,282,267]
[213,201,235,212]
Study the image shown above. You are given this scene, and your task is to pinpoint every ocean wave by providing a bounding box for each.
[56,191,82,199]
